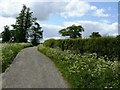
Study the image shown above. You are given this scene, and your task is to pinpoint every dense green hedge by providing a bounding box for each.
[44,36,120,61]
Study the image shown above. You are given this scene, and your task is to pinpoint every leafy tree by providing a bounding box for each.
[1,25,11,42]
[9,30,16,42]
[13,5,34,42]
[89,32,101,38]
[59,24,84,38]
[2,5,43,44]
[30,22,43,46]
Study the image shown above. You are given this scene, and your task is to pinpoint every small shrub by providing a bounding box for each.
[43,39,55,48]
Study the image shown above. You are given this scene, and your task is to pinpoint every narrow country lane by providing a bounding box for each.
[2,47,68,88]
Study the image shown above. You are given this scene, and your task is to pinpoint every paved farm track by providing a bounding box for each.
[2,47,68,88]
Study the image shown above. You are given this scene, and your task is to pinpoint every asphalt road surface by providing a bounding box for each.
[2,47,68,88]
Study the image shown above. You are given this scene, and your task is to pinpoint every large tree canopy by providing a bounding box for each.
[59,24,84,38]
[30,22,43,46]
[11,5,40,43]
[13,5,34,42]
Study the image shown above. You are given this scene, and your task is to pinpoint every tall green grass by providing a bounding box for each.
[2,43,33,72]
[38,45,119,88]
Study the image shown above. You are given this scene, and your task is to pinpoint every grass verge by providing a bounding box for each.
[38,44,119,88]
[2,43,33,72]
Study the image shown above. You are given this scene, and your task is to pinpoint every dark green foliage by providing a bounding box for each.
[0,32,2,38]
[44,39,55,48]
[13,5,33,42]
[115,35,120,60]
[1,25,11,42]
[84,37,116,61]
[11,5,40,43]
[30,22,43,46]
[44,37,120,61]
[59,24,84,38]
[9,30,16,42]
[89,32,101,38]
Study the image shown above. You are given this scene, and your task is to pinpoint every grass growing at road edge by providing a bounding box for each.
[38,45,119,88]
[2,43,33,72]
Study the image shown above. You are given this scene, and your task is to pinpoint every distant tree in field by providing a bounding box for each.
[89,32,101,38]
[1,25,11,42]
[59,24,84,38]
[30,22,43,46]
[13,5,34,42]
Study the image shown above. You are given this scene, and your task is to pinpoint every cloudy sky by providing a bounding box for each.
[0,0,119,40]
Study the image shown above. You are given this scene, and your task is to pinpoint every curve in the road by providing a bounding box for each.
[2,47,68,88]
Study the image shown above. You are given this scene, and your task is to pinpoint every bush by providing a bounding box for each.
[2,43,33,72]
[44,39,55,48]
[38,45,119,88]
[43,37,119,61]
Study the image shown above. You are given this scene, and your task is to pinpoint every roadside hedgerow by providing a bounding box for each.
[43,37,119,61]
[38,45,119,88]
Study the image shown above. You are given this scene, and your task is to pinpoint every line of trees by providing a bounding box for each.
[1,5,118,43]
[59,24,102,38]
[1,5,43,45]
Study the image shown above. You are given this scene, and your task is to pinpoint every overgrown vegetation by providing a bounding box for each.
[2,43,33,72]
[44,36,120,61]
[38,45,119,88]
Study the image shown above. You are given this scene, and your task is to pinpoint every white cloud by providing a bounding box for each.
[0,0,110,19]
[30,2,64,20]
[0,0,66,20]
[39,23,64,39]
[93,9,109,17]
[90,6,97,10]
[61,0,91,18]
[0,16,16,33]
[64,20,118,37]
[60,0,110,18]
[0,0,28,17]
[99,19,110,23]
[84,0,119,2]
[0,0,65,20]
